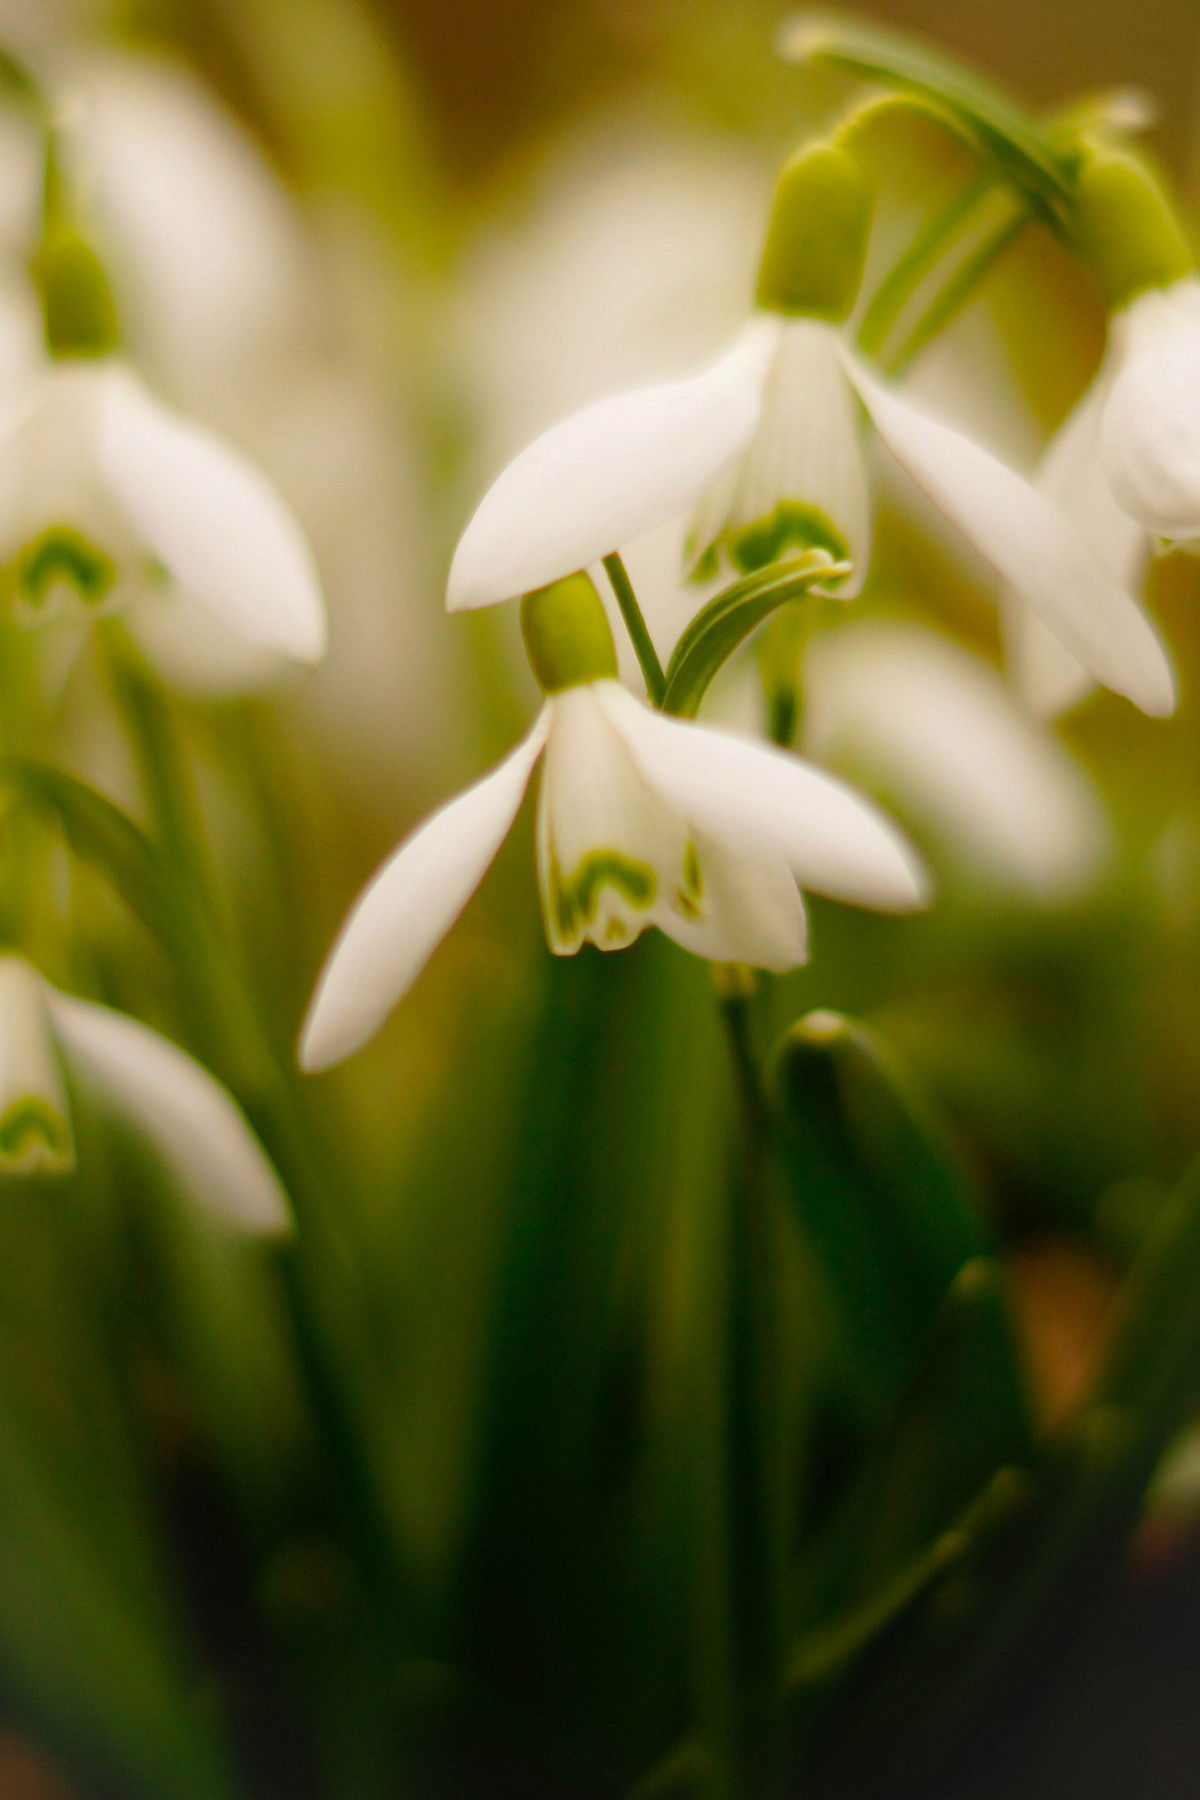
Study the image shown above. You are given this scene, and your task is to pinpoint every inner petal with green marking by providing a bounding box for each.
[14,525,118,622]
[0,1095,75,1176]
[687,316,871,596]
[537,684,708,955]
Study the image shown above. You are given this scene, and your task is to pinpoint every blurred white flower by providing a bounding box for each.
[0,954,290,1233]
[0,357,326,681]
[1099,277,1200,547]
[300,590,926,1071]
[803,620,1110,899]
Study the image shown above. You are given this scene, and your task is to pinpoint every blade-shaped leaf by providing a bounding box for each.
[662,553,849,720]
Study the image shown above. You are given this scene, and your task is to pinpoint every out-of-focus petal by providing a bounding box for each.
[847,354,1175,718]
[597,683,928,912]
[804,621,1110,899]
[0,957,74,1176]
[446,321,777,610]
[46,990,291,1235]
[98,367,326,662]
[1001,366,1150,717]
[1099,278,1200,543]
[300,711,551,1071]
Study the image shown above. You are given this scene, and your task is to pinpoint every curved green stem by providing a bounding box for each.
[603,552,667,705]
[884,198,1031,378]
[857,173,997,360]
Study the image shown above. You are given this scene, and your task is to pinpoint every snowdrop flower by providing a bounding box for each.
[447,143,1174,719]
[803,620,1109,899]
[0,954,290,1233]
[0,356,326,678]
[300,574,927,1071]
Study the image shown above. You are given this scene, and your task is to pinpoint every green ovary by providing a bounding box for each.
[728,502,850,575]
[0,1097,74,1176]
[17,526,117,616]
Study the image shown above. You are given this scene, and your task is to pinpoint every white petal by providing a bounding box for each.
[537,685,699,954]
[126,581,292,695]
[446,320,777,610]
[846,353,1175,718]
[804,622,1110,899]
[46,991,290,1234]
[596,683,927,912]
[98,367,326,662]
[663,838,808,971]
[1100,279,1200,543]
[688,317,871,593]
[1000,363,1150,717]
[300,712,550,1070]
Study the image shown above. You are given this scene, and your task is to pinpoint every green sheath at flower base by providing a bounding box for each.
[32,228,121,358]
[1070,145,1193,311]
[755,142,874,321]
[520,573,619,693]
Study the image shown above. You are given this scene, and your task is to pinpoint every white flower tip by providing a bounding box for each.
[445,529,502,612]
[795,1007,849,1046]
[296,987,352,1075]
[880,840,932,913]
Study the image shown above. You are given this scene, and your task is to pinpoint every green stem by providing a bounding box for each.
[105,642,416,1649]
[856,173,997,360]
[603,552,667,705]
[884,198,1031,378]
[715,969,787,1796]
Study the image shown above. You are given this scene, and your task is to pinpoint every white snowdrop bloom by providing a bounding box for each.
[0,954,290,1233]
[300,575,927,1071]
[0,358,326,677]
[447,144,1174,720]
[803,620,1110,899]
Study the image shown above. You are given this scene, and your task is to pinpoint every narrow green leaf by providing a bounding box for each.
[662,553,849,719]
[4,759,183,956]
[781,14,1073,217]
[770,1009,988,1404]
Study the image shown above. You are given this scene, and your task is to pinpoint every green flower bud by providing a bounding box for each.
[32,228,121,359]
[755,142,874,321]
[1071,145,1193,311]
[520,573,618,693]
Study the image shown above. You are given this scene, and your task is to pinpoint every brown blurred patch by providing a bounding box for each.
[1003,1239,1119,1430]
[0,1729,77,1800]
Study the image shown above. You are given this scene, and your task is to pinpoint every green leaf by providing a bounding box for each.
[4,759,184,958]
[661,552,848,719]
[781,14,1073,218]
[770,1009,989,1406]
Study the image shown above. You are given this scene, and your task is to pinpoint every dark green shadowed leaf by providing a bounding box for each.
[662,552,849,720]
[794,1159,1200,1796]
[769,1009,988,1407]
[781,14,1073,218]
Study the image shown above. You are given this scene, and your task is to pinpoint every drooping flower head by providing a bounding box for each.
[300,574,927,1070]
[445,138,1173,718]
[0,954,290,1233]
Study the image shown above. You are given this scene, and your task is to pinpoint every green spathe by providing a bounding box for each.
[521,573,619,693]
[1071,145,1193,311]
[755,142,873,322]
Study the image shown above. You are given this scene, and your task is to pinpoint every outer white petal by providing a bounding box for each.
[446,320,777,610]
[1001,364,1150,717]
[45,991,290,1235]
[300,712,551,1070]
[1100,279,1200,542]
[596,684,927,913]
[804,622,1109,899]
[126,582,292,695]
[846,354,1175,718]
[663,838,808,971]
[97,367,326,662]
